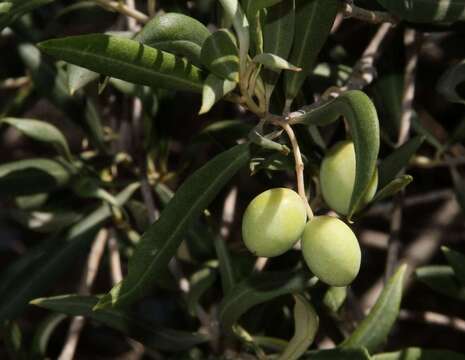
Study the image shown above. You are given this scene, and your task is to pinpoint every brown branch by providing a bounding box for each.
[342,2,397,24]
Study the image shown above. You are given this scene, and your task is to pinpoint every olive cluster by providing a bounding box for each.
[242,141,376,287]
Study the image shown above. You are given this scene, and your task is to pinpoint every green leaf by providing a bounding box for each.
[0,2,12,14]
[201,29,240,82]
[84,99,108,153]
[0,159,72,197]
[373,347,465,360]
[96,144,251,309]
[442,246,465,286]
[253,53,301,72]
[278,295,319,360]
[341,265,406,353]
[416,265,465,301]
[30,295,209,352]
[219,270,317,332]
[263,0,295,105]
[199,74,237,114]
[375,0,465,23]
[323,286,347,314]
[30,313,67,358]
[187,263,218,315]
[67,63,99,95]
[303,348,371,360]
[135,12,211,66]
[294,90,380,220]
[10,209,81,233]
[372,175,413,203]
[38,34,204,93]
[214,232,237,295]
[437,59,465,105]
[0,183,139,322]
[284,0,339,106]
[1,117,73,161]
[378,136,424,189]
[0,0,54,31]
[3,321,24,360]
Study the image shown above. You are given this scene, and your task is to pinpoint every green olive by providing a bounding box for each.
[320,141,378,215]
[301,216,361,286]
[242,188,307,257]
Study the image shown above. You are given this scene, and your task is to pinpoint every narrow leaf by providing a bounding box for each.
[199,74,237,114]
[30,313,67,357]
[67,63,99,95]
[135,12,211,66]
[0,0,54,30]
[373,347,465,360]
[219,270,317,332]
[187,263,217,315]
[253,53,301,72]
[372,175,413,203]
[442,247,465,286]
[416,266,465,301]
[284,0,339,105]
[38,34,204,93]
[341,265,406,353]
[214,233,237,295]
[437,59,465,104]
[378,136,424,189]
[96,144,251,309]
[1,117,72,161]
[278,295,319,360]
[303,348,371,360]
[31,295,209,352]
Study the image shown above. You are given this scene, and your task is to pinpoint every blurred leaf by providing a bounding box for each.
[253,335,288,352]
[0,159,72,197]
[3,320,25,360]
[442,246,465,286]
[372,175,413,203]
[96,144,251,309]
[416,265,465,301]
[303,348,371,359]
[0,0,54,30]
[1,117,73,161]
[187,262,218,316]
[447,117,465,147]
[450,164,465,213]
[38,34,204,93]
[135,12,211,66]
[214,232,236,295]
[341,265,406,352]
[219,270,317,332]
[437,59,465,105]
[278,295,319,360]
[10,209,81,233]
[253,53,301,72]
[30,313,67,358]
[0,183,139,322]
[199,74,237,114]
[373,347,465,360]
[31,295,209,352]
[84,99,108,153]
[378,136,424,189]
[284,0,339,106]
[192,119,253,146]
[250,151,300,174]
[0,2,12,13]
[67,63,99,95]
[15,193,48,210]
[375,0,465,23]
[297,90,380,220]
[262,0,295,105]
[323,286,347,314]
[201,29,240,82]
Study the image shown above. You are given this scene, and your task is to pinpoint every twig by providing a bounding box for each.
[0,76,29,90]
[93,0,149,23]
[107,230,123,284]
[342,2,397,24]
[125,0,139,31]
[58,229,109,360]
[399,309,465,333]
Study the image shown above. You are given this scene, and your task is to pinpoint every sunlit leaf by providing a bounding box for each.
[199,74,237,114]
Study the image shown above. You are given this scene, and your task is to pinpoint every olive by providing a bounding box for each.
[320,141,378,215]
[301,216,361,286]
[242,188,307,257]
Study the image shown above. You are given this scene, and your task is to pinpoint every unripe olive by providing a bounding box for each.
[242,188,307,257]
[320,141,378,215]
[301,216,361,286]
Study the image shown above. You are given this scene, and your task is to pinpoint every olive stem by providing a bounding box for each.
[279,122,314,220]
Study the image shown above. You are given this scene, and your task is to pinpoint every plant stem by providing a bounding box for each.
[342,2,397,24]
[93,0,149,23]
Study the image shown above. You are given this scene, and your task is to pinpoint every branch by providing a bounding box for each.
[342,2,397,24]
[93,0,149,23]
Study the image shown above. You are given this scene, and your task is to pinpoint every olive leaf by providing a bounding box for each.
[0,159,72,197]
[375,0,465,23]
[341,265,406,352]
[278,295,319,360]
[10,209,81,234]
[199,74,237,114]
[219,270,317,332]
[187,262,218,316]
[30,295,210,352]
[294,90,380,220]
[1,118,73,161]
[373,347,465,360]
[95,144,251,309]
[253,53,301,72]
[284,0,339,107]
[3,321,24,360]
[30,313,67,358]
[0,183,139,322]
[134,12,211,66]
[378,136,424,189]
[303,348,371,360]
[442,246,465,286]
[201,29,240,82]
[214,231,237,295]
[437,59,465,105]
[416,266,465,301]
[372,175,413,203]
[0,0,54,30]
[263,0,295,105]
[67,63,99,95]
[38,34,204,93]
